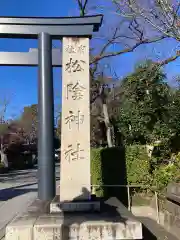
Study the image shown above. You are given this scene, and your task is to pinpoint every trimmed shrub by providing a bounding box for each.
[91,147,128,205]
[91,148,103,197]
[91,145,151,202]
[91,145,180,199]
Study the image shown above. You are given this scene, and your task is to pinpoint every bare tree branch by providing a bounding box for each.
[77,0,89,16]
[158,50,180,66]
[0,95,11,124]
[91,35,166,64]
[112,0,180,40]
[75,0,180,104]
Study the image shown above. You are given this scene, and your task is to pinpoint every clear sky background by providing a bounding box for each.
[0,0,179,120]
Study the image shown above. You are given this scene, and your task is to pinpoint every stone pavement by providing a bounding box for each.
[0,183,37,239]
[0,182,60,240]
[0,164,60,240]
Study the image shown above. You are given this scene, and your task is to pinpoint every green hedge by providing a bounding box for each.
[91,148,103,197]
[91,146,180,197]
[91,147,128,205]
[91,145,150,201]
[126,145,151,185]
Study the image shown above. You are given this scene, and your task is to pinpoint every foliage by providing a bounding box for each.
[91,148,103,197]
[74,1,180,193]
[0,122,25,147]
[125,145,151,185]
[152,164,179,192]
[168,89,180,143]
[19,104,38,144]
[116,61,172,145]
[90,145,180,195]
[173,153,180,169]
[89,60,180,154]
[91,146,150,198]
[91,147,127,198]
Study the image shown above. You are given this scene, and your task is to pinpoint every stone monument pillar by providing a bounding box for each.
[60,37,91,202]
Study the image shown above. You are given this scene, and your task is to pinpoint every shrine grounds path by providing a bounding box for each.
[0,163,60,240]
[0,163,178,240]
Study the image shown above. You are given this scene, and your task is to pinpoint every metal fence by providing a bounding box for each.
[91,184,166,225]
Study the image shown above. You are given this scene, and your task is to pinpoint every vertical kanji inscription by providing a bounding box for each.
[60,37,90,201]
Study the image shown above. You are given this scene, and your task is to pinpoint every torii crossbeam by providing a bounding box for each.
[0,48,62,66]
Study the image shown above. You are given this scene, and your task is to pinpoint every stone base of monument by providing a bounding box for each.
[5,197,143,240]
[50,195,100,213]
[163,182,180,238]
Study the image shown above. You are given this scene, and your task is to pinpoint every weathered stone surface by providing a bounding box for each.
[27,199,51,214]
[33,215,62,240]
[66,221,142,240]
[6,198,142,240]
[167,183,180,197]
[50,200,100,213]
[36,198,142,239]
[165,199,180,217]
[6,214,38,240]
[5,215,142,240]
[164,210,180,239]
[60,37,91,202]
[33,214,142,240]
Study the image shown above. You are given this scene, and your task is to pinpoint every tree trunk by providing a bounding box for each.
[102,103,114,147]
[0,150,8,168]
[0,135,8,168]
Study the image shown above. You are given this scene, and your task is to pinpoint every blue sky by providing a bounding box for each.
[0,0,180,119]
[0,0,77,119]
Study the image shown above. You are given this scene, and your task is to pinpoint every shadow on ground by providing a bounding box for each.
[0,163,60,183]
[0,183,37,200]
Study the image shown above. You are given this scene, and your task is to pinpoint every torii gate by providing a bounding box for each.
[0,15,103,201]
[0,48,62,66]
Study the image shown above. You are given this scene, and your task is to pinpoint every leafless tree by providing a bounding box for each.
[0,96,11,123]
[75,0,180,147]
[0,94,12,167]
[76,0,180,69]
